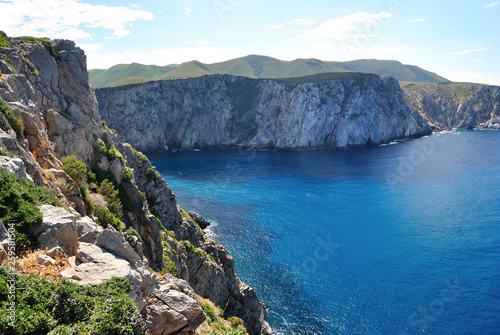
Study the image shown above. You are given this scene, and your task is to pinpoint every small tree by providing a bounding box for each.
[97,179,123,219]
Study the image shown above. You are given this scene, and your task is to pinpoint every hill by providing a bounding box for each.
[89,55,449,88]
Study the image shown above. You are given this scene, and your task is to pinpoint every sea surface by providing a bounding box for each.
[149,130,500,335]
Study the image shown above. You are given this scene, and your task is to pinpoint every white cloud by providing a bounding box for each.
[284,19,317,27]
[472,59,484,63]
[485,2,499,8]
[0,0,154,40]
[291,12,395,41]
[130,4,140,8]
[184,7,192,16]
[409,18,427,23]
[86,46,230,69]
[448,46,488,56]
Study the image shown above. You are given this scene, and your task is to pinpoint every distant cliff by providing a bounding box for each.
[97,73,431,152]
[402,82,500,130]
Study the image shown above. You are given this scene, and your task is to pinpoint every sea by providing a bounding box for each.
[149,130,500,335]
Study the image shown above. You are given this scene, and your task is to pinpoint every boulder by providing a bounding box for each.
[188,211,211,230]
[146,284,206,335]
[95,226,141,266]
[37,254,55,266]
[34,205,79,256]
[76,216,102,243]
[0,156,31,181]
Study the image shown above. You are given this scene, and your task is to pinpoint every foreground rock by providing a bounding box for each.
[34,205,79,256]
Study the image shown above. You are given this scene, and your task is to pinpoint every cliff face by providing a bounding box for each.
[402,82,500,130]
[0,34,271,335]
[97,75,431,152]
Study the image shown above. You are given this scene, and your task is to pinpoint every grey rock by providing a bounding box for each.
[34,205,79,256]
[37,254,55,266]
[95,226,141,266]
[46,246,65,258]
[188,211,211,229]
[0,156,31,180]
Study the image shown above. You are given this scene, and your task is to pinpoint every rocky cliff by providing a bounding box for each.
[0,33,270,335]
[402,82,500,130]
[96,74,431,152]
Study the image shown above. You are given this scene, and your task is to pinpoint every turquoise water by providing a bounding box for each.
[149,130,500,335]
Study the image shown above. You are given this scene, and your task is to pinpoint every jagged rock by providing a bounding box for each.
[34,205,79,256]
[37,254,55,266]
[76,216,102,243]
[0,156,31,181]
[146,284,206,335]
[188,211,210,230]
[0,243,6,263]
[95,226,141,266]
[0,220,9,241]
[46,246,65,258]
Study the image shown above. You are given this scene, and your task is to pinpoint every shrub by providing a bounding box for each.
[180,240,195,252]
[0,168,61,246]
[125,228,142,243]
[61,155,94,210]
[95,139,125,165]
[201,328,247,335]
[92,166,135,213]
[161,254,179,277]
[94,205,122,230]
[228,316,244,329]
[130,147,149,168]
[0,269,146,334]
[97,179,122,219]
[203,302,217,323]
[0,35,10,48]
[41,40,59,60]
[0,98,24,137]
[0,149,14,158]
[123,167,134,183]
[146,168,160,182]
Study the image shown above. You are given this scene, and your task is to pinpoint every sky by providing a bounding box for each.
[1,0,500,85]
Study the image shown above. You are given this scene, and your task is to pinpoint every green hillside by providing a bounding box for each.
[89,55,450,88]
[328,59,449,84]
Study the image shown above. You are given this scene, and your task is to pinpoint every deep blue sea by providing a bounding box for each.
[149,130,500,335]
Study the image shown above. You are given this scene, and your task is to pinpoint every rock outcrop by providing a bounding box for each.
[402,82,500,130]
[0,33,271,334]
[96,74,430,152]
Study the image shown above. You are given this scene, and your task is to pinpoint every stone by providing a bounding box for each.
[95,226,141,266]
[46,246,65,258]
[76,216,102,243]
[37,254,55,266]
[188,211,211,230]
[0,220,10,242]
[34,205,79,256]
[0,156,30,180]
[146,285,206,335]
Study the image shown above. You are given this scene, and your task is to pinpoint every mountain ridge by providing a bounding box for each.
[89,54,449,88]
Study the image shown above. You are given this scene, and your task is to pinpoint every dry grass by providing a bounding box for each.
[16,249,71,282]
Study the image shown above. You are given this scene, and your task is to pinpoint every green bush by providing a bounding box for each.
[203,302,217,323]
[0,149,14,158]
[95,139,125,165]
[92,166,136,213]
[0,269,146,334]
[0,98,24,137]
[97,179,122,219]
[94,205,122,230]
[228,316,244,329]
[180,240,196,252]
[41,40,59,60]
[20,36,50,42]
[161,254,179,277]
[0,35,10,48]
[201,328,247,335]
[123,167,134,183]
[146,168,160,182]
[0,168,61,246]
[125,228,142,243]
[61,155,94,210]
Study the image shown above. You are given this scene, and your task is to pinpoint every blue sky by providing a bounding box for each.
[1,0,500,85]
